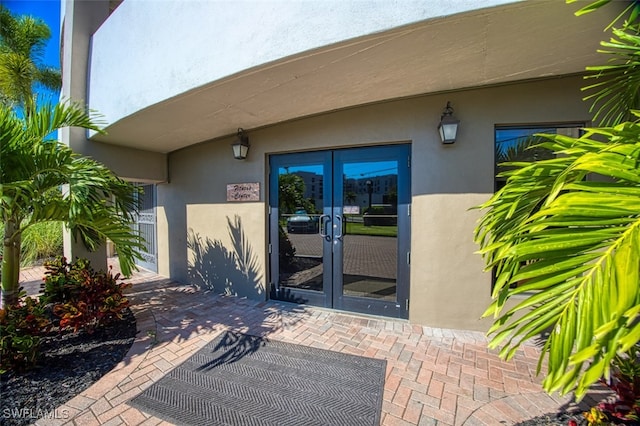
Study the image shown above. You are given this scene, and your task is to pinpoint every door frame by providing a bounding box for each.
[268,144,411,319]
[269,150,333,307]
[331,145,411,318]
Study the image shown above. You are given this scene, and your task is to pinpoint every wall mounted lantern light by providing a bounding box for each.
[231,128,250,160]
[437,101,460,144]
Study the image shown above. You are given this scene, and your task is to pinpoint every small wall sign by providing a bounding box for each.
[227,182,260,202]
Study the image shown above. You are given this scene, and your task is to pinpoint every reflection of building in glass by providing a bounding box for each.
[293,171,324,211]
[344,174,397,206]
[291,171,398,209]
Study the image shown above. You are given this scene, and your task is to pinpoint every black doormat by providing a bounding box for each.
[129,330,386,426]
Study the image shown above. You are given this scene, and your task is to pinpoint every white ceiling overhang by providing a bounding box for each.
[91,0,624,153]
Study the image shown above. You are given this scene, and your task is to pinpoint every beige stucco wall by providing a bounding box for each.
[156,75,591,331]
[156,138,265,299]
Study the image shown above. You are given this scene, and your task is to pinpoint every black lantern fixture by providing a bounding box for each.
[438,101,459,144]
[231,128,250,160]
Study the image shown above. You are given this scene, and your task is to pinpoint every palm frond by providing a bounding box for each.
[0,5,60,113]
[35,66,61,92]
[1,102,143,290]
[583,29,640,126]
[475,121,640,398]
[0,52,35,106]
[568,0,640,31]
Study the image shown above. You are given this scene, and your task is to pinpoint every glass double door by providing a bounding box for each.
[269,145,410,318]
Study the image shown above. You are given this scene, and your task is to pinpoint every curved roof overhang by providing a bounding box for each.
[90,0,624,153]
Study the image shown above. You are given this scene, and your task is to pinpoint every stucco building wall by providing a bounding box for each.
[155,75,590,331]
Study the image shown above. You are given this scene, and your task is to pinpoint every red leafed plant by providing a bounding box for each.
[53,301,87,332]
[42,257,131,333]
[582,346,640,425]
[0,294,52,372]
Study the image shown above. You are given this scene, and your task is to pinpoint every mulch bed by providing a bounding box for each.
[0,309,137,426]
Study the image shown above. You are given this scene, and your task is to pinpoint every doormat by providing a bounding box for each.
[129,330,386,426]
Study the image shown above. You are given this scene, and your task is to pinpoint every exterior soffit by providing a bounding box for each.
[91,0,625,153]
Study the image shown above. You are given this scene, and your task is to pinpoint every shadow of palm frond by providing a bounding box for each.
[196,330,265,371]
[187,216,263,298]
[227,215,263,295]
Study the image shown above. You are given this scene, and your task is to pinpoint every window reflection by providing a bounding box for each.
[341,160,398,301]
[494,124,584,290]
[278,165,324,292]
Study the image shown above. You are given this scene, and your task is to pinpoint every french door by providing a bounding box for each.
[269,145,411,318]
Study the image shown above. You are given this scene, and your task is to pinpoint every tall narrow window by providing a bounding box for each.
[493,124,584,291]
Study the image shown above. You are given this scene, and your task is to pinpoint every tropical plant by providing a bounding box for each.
[0,293,51,372]
[475,121,640,398]
[495,134,552,165]
[0,101,143,307]
[40,256,93,305]
[594,344,640,423]
[583,27,640,126]
[474,0,640,400]
[0,5,61,116]
[570,0,640,126]
[43,256,132,333]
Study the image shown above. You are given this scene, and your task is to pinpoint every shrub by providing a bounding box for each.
[42,257,131,332]
[0,221,63,267]
[40,257,91,305]
[0,294,51,373]
[586,346,640,424]
[0,258,132,373]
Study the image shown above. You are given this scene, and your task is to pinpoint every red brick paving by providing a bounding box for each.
[14,263,612,426]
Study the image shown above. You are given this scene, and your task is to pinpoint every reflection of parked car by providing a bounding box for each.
[286,210,319,233]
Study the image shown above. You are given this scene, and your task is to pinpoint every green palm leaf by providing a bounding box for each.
[1,102,143,305]
[583,29,640,126]
[475,120,640,398]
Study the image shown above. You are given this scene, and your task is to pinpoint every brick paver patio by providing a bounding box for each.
[15,263,610,426]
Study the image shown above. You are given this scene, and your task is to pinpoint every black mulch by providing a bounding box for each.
[0,309,137,426]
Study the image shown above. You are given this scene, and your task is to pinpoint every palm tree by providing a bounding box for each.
[475,0,640,398]
[0,102,143,306]
[0,5,61,116]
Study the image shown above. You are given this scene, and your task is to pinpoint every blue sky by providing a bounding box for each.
[3,0,61,103]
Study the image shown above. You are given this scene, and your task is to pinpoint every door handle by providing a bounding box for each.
[319,214,331,240]
[334,214,343,241]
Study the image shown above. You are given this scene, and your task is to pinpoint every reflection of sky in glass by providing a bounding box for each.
[343,161,397,179]
[495,128,557,148]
